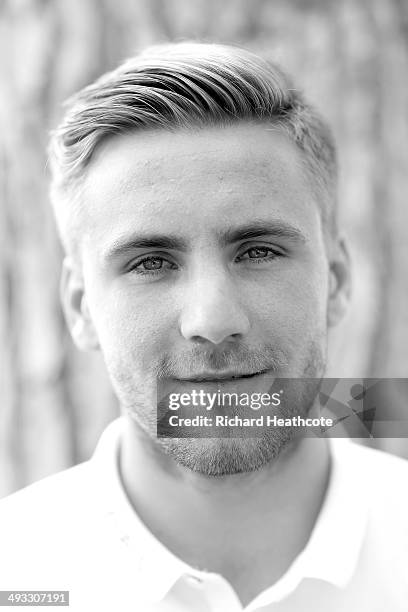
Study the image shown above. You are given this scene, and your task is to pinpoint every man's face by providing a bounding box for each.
[64,123,347,474]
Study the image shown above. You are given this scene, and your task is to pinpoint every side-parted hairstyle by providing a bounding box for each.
[48,42,338,254]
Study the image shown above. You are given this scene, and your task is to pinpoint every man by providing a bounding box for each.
[0,42,407,611]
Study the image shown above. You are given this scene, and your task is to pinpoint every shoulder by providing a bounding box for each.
[329,438,408,530]
[342,442,408,594]
[0,462,101,587]
[341,440,408,494]
[347,439,408,485]
[343,441,408,534]
[0,461,94,525]
[0,462,139,606]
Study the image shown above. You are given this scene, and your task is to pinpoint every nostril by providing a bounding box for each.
[179,291,250,344]
[189,333,243,344]
[190,335,211,344]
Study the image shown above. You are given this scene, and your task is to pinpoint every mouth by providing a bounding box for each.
[174,369,271,383]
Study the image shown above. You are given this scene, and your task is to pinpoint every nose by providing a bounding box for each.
[179,271,250,345]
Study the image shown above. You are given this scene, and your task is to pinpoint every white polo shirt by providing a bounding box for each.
[0,417,407,611]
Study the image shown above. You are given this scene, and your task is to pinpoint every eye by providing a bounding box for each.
[128,255,177,276]
[236,245,284,263]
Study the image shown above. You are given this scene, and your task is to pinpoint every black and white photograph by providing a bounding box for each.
[1,1,408,610]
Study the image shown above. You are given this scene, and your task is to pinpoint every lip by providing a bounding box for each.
[174,369,271,383]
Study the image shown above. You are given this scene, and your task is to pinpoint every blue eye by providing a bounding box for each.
[237,246,284,263]
[139,257,164,270]
[129,256,177,276]
[246,247,272,259]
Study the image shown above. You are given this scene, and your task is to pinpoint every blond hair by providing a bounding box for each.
[48,42,337,252]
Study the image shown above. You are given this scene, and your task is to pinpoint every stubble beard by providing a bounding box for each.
[109,339,327,476]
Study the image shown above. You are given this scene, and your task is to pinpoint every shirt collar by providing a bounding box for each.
[246,436,369,609]
[90,418,368,606]
[299,437,368,588]
[90,417,190,604]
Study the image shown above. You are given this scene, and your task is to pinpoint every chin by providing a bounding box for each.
[157,432,295,476]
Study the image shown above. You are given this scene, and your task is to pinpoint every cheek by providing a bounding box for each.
[249,265,328,344]
[87,282,177,367]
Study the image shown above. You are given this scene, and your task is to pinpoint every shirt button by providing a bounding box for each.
[187,575,203,584]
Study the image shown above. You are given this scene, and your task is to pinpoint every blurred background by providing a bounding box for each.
[1,0,408,498]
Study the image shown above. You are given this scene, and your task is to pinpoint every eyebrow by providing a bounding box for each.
[102,220,307,264]
[217,221,308,247]
[103,235,189,263]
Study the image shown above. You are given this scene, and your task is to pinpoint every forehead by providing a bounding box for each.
[81,123,320,253]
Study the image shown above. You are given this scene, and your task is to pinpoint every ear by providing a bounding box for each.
[327,237,352,327]
[60,257,100,351]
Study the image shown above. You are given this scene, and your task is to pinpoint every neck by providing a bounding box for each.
[120,416,331,605]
